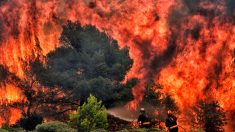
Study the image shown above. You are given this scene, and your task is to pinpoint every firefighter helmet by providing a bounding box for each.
[140,108,145,111]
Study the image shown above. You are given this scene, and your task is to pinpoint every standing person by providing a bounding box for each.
[165,110,178,132]
[138,108,149,128]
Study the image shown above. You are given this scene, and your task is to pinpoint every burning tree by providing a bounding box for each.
[0,19,134,126]
[0,56,78,127]
[142,81,179,122]
[191,100,227,132]
[0,65,23,126]
[33,22,134,106]
[162,94,178,113]
[143,80,163,106]
[23,58,79,120]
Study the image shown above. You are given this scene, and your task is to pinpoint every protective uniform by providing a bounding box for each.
[165,113,178,132]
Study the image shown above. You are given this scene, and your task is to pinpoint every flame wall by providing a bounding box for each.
[75,1,235,129]
[0,0,234,129]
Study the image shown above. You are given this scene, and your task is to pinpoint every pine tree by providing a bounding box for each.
[192,100,227,132]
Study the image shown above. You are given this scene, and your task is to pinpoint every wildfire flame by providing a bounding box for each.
[0,84,22,104]
[0,0,234,130]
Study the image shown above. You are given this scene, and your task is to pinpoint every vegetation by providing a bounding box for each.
[143,81,163,106]
[36,121,76,132]
[32,22,134,107]
[143,80,178,113]
[0,61,78,126]
[90,129,108,132]
[162,94,178,113]
[142,81,179,121]
[1,21,229,132]
[17,113,43,131]
[0,22,179,131]
[126,128,162,132]
[0,21,135,127]
[0,128,8,132]
[191,100,227,132]
[0,127,25,132]
[70,95,108,131]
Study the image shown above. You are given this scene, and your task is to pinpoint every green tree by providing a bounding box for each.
[70,95,108,131]
[192,100,227,132]
[33,22,134,106]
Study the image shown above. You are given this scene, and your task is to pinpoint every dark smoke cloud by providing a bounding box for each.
[0,21,3,43]
[0,0,21,42]
[182,0,235,22]
[190,25,201,41]
[0,0,7,6]
[133,37,152,59]
[226,0,235,17]
[170,0,235,25]
[230,110,235,131]
[0,65,21,87]
[0,65,8,83]
[165,0,234,97]
[150,44,176,73]
[133,34,178,81]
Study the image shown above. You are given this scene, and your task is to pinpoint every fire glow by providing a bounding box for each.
[0,0,234,130]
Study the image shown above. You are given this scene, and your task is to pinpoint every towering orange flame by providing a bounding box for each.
[0,84,22,104]
[0,0,62,125]
[76,0,234,114]
[0,0,234,130]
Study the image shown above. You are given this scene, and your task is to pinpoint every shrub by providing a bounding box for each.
[148,128,163,132]
[127,128,163,132]
[0,128,8,132]
[128,128,147,132]
[90,128,107,132]
[117,129,129,132]
[36,121,76,132]
[0,127,25,132]
[1,124,9,130]
[18,113,43,131]
[70,95,108,131]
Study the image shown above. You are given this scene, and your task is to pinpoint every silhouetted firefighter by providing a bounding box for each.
[138,108,151,128]
[165,110,178,132]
